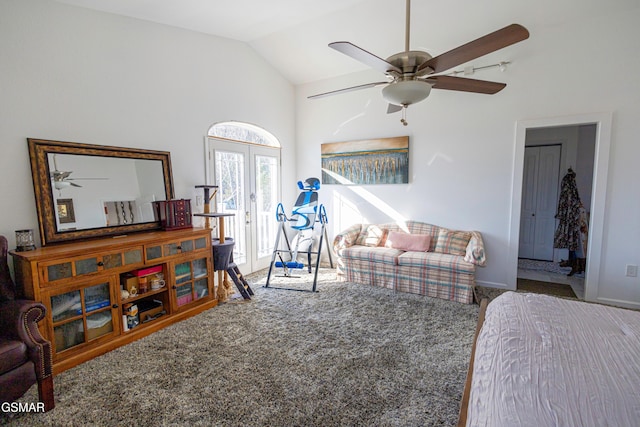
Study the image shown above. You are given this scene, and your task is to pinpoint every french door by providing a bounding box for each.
[208,138,280,273]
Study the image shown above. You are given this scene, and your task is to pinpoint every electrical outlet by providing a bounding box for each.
[196,196,203,206]
[625,264,638,277]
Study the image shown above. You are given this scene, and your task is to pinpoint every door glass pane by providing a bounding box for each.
[84,283,111,313]
[51,290,81,322]
[176,284,193,306]
[215,150,246,265]
[255,155,279,258]
[193,258,208,279]
[54,319,84,352]
[175,262,191,284]
[86,311,113,340]
[194,278,209,300]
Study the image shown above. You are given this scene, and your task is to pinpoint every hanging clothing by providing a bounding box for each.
[554,169,583,251]
[576,205,589,258]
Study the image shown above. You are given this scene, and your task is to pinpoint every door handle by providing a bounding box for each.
[245,211,251,224]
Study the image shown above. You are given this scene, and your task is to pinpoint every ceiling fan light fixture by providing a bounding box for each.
[382,80,432,107]
[54,181,71,190]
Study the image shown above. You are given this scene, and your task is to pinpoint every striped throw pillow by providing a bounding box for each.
[434,229,472,256]
[355,225,386,247]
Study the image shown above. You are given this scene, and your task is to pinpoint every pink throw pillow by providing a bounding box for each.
[386,231,431,252]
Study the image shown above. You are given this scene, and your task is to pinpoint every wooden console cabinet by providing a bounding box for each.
[11,228,217,374]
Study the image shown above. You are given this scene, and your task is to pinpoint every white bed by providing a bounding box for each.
[458,291,640,427]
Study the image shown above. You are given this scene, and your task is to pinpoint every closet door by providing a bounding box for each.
[519,145,561,260]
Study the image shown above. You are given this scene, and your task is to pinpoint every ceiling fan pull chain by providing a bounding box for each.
[401,106,408,126]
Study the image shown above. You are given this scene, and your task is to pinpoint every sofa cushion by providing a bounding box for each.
[397,251,476,275]
[355,225,387,247]
[340,246,404,265]
[434,229,472,256]
[386,231,432,252]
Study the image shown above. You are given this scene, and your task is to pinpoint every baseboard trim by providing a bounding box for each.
[593,297,640,311]
[476,280,512,290]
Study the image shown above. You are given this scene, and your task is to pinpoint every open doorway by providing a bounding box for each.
[517,125,596,299]
[509,112,612,303]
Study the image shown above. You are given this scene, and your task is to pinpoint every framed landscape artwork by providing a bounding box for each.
[321,136,409,185]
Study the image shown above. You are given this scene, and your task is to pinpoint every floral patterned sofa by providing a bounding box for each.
[333,221,486,304]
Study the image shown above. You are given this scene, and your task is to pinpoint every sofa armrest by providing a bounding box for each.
[0,299,52,379]
[333,224,363,253]
[464,231,487,267]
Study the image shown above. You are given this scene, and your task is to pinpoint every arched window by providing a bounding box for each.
[208,121,280,147]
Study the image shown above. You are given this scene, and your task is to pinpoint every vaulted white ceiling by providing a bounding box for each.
[53,0,637,85]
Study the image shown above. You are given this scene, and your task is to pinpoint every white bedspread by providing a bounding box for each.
[467,291,640,427]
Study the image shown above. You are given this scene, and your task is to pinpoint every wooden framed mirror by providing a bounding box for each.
[28,138,174,246]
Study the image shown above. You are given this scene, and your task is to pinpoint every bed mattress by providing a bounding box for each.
[467,291,640,427]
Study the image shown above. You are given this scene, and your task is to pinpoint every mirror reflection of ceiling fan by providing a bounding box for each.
[309,0,529,125]
[51,155,107,190]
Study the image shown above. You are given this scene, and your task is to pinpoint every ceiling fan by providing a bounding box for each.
[50,155,107,189]
[309,0,529,125]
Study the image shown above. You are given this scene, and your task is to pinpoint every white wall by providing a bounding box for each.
[0,0,296,245]
[296,6,640,307]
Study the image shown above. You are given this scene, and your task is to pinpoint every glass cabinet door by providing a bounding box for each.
[50,281,116,355]
[172,258,210,308]
[193,258,209,300]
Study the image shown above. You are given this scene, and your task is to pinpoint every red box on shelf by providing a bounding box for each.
[132,265,163,277]
[153,199,192,231]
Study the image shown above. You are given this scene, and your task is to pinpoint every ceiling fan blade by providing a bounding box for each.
[308,81,389,99]
[52,171,72,181]
[66,177,108,180]
[329,42,402,75]
[424,75,506,94]
[387,104,403,114]
[418,24,529,74]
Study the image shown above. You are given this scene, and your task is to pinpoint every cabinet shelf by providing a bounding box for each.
[175,272,191,281]
[121,287,167,304]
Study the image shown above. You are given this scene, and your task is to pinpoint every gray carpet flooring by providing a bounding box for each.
[3,269,481,427]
